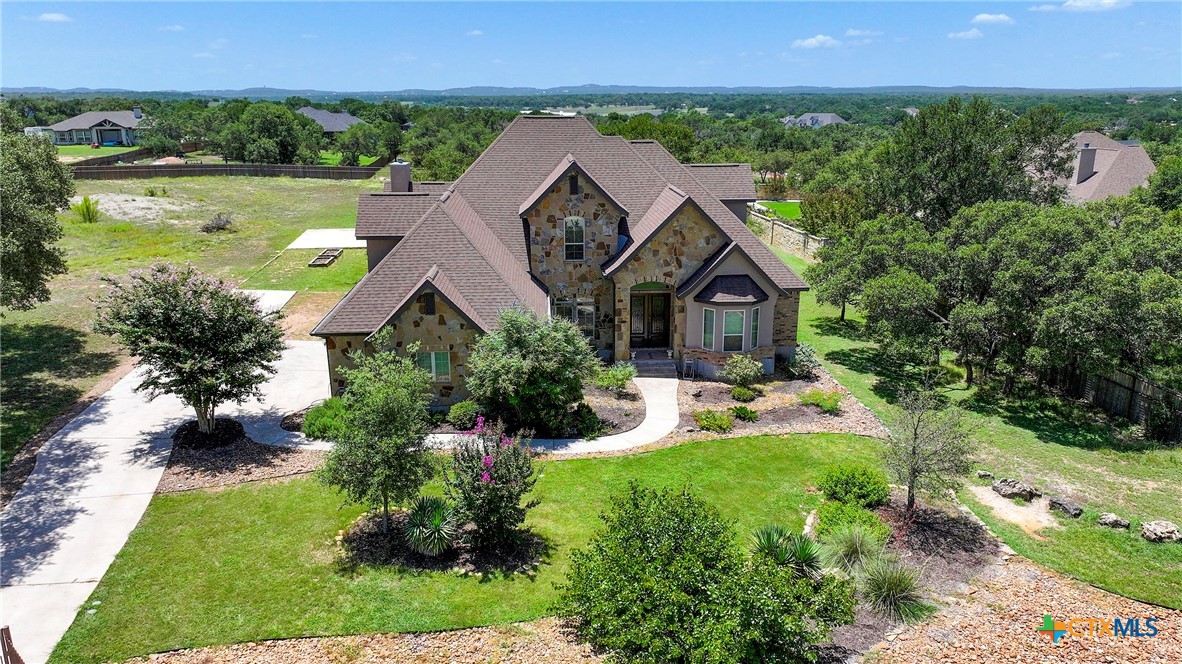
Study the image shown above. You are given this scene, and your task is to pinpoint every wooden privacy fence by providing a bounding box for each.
[749,209,831,259]
[68,146,153,167]
[1044,366,1182,442]
[72,163,385,180]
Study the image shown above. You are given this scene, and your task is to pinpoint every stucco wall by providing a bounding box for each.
[682,250,779,353]
[525,169,623,353]
[366,238,399,270]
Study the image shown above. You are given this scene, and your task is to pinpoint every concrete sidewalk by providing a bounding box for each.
[0,341,329,664]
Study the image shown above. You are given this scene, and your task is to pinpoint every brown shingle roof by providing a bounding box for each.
[686,163,757,201]
[355,192,438,239]
[693,275,769,305]
[1067,131,1157,203]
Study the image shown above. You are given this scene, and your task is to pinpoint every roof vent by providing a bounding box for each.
[132,106,142,119]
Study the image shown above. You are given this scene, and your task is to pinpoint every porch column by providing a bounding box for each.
[614,284,631,361]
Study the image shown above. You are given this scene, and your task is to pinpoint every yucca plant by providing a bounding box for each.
[751,524,792,564]
[822,523,883,575]
[404,496,458,557]
[751,525,822,580]
[862,556,931,623]
[72,196,100,223]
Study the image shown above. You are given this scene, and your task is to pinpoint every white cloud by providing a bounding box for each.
[948,28,984,40]
[466,29,483,37]
[492,58,505,65]
[391,53,417,63]
[192,52,215,59]
[972,13,1014,24]
[1099,51,1122,60]
[208,38,228,49]
[792,34,842,49]
[845,28,883,37]
[1029,0,1130,11]
[159,24,184,32]
[36,13,72,22]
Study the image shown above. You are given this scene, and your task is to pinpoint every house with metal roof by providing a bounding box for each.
[313,116,808,403]
[48,107,145,145]
[296,107,365,137]
[1065,131,1157,203]
[780,113,849,128]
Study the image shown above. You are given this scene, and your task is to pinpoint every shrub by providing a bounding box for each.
[694,409,734,434]
[720,353,763,387]
[72,195,100,223]
[466,308,599,436]
[200,212,233,233]
[443,419,539,551]
[815,501,890,542]
[303,397,349,442]
[568,401,605,439]
[821,524,884,575]
[143,186,168,197]
[404,495,458,557]
[789,342,821,378]
[731,385,756,402]
[862,556,931,623]
[558,484,856,663]
[818,462,891,508]
[800,388,843,414]
[751,525,821,581]
[594,361,637,398]
[447,400,481,431]
[729,405,759,422]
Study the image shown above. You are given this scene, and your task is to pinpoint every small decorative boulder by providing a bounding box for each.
[992,478,1041,502]
[1048,497,1082,519]
[1098,513,1130,529]
[977,470,995,479]
[1140,520,1181,543]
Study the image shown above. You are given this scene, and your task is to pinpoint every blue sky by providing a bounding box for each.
[3,1,1180,91]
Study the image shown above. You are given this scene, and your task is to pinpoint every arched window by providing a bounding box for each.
[564,216,585,261]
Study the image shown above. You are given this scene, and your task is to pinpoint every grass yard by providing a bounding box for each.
[318,151,381,166]
[761,200,802,220]
[239,249,368,293]
[0,175,382,468]
[50,433,880,663]
[56,144,138,163]
[775,248,1182,608]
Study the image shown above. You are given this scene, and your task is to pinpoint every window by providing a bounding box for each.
[569,172,580,195]
[750,306,760,348]
[416,351,451,383]
[422,292,435,315]
[724,310,745,352]
[56,132,69,143]
[76,130,92,143]
[555,300,595,337]
[702,308,715,351]
[564,216,585,261]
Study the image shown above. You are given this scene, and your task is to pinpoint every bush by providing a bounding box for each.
[443,420,539,552]
[72,195,100,223]
[302,397,349,442]
[751,525,821,581]
[731,385,756,402]
[800,388,843,414]
[862,556,931,623]
[568,401,605,439]
[729,405,759,422]
[720,353,763,387]
[821,523,884,575]
[815,501,890,542]
[200,212,233,233]
[143,186,168,197]
[594,362,637,398]
[818,462,891,508]
[447,400,481,431]
[558,484,856,664]
[694,409,734,434]
[789,343,821,378]
[466,308,599,436]
[404,495,458,557]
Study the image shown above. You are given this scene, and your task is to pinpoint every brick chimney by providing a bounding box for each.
[389,160,411,192]
[1076,143,1096,184]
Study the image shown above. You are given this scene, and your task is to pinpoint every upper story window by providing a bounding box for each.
[569,172,580,195]
[564,216,585,262]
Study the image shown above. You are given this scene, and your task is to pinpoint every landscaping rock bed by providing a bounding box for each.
[340,511,546,576]
[157,436,324,493]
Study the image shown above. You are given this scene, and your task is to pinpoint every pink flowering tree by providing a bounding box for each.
[443,417,539,551]
[94,262,285,437]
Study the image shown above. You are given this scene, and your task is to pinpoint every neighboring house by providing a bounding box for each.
[48,107,145,145]
[23,126,54,140]
[1065,130,1157,203]
[313,116,808,404]
[297,107,365,137]
[903,107,920,117]
[780,113,849,128]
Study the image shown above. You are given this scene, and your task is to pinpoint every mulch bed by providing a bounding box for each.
[172,417,246,449]
[279,405,312,433]
[157,435,324,493]
[582,383,645,435]
[341,512,547,576]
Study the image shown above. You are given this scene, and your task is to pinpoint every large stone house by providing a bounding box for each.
[312,116,808,404]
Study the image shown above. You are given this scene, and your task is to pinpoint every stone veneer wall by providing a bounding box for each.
[611,204,726,361]
[752,211,831,260]
[323,292,480,407]
[525,169,624,353]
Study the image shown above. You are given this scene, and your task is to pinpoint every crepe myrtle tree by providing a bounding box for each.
[93,263,285,435]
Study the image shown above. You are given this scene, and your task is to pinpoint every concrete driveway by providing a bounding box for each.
[0,341,328,664]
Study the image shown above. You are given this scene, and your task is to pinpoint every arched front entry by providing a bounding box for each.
[629,281,671,349]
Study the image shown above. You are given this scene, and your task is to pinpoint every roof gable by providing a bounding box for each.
[518,153,630,217]
[603,186,725,275]
[49,111,143,131]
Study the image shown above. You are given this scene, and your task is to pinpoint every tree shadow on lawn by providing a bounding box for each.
[809,316,871,343]
[823,346,960,405]
[960,384,1142,453]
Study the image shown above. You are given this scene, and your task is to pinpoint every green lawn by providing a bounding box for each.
[50,433,880,663]
[775,248,1182,608]
[761,200,802,220]
[318,151,381,166]
[239,249,369,293]
[0,175,382,468]
[56,144,138,162]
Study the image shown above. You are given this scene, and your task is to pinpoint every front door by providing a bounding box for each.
[630,292,671,348]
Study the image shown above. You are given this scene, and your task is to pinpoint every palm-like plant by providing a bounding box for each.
[861,556,930,623]
[751,525,822,580]
[822,523,883,575]
[751,524,793,564]
[404,496,458,556]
